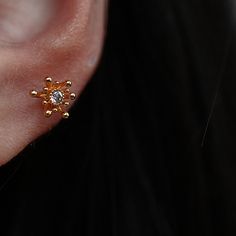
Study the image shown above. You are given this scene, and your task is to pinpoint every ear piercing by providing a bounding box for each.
[30,77,76,119]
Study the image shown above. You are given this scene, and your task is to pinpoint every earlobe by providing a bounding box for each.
[0,0,107,165]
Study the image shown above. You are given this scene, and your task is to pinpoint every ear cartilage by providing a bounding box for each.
[30,77,76,119]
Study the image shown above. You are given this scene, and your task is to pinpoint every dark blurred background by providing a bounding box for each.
[1,0,236,235]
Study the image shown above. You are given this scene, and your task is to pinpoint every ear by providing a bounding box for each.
[0,0,107,165]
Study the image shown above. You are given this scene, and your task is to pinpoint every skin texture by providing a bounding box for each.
[0,0,107,165]
[0,0,56,43]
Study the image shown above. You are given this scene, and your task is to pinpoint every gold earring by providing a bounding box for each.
[30,77,76,119]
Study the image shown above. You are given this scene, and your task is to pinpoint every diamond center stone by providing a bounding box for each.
[50,90,64,105]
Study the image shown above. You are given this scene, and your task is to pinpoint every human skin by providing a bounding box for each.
[0,0,107,165]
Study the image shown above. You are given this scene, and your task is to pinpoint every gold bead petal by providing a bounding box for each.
[64,101,70,106]
[62,112,70,119]
[45,77,52,83]
[66,80,72,87]
[45,110,52,117]
[70,93,76,100]
[30,90,38,97]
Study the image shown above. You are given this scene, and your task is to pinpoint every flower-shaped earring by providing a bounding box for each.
[30,77,76,119]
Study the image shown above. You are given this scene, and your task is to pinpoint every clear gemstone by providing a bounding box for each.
[50,90,64,105]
